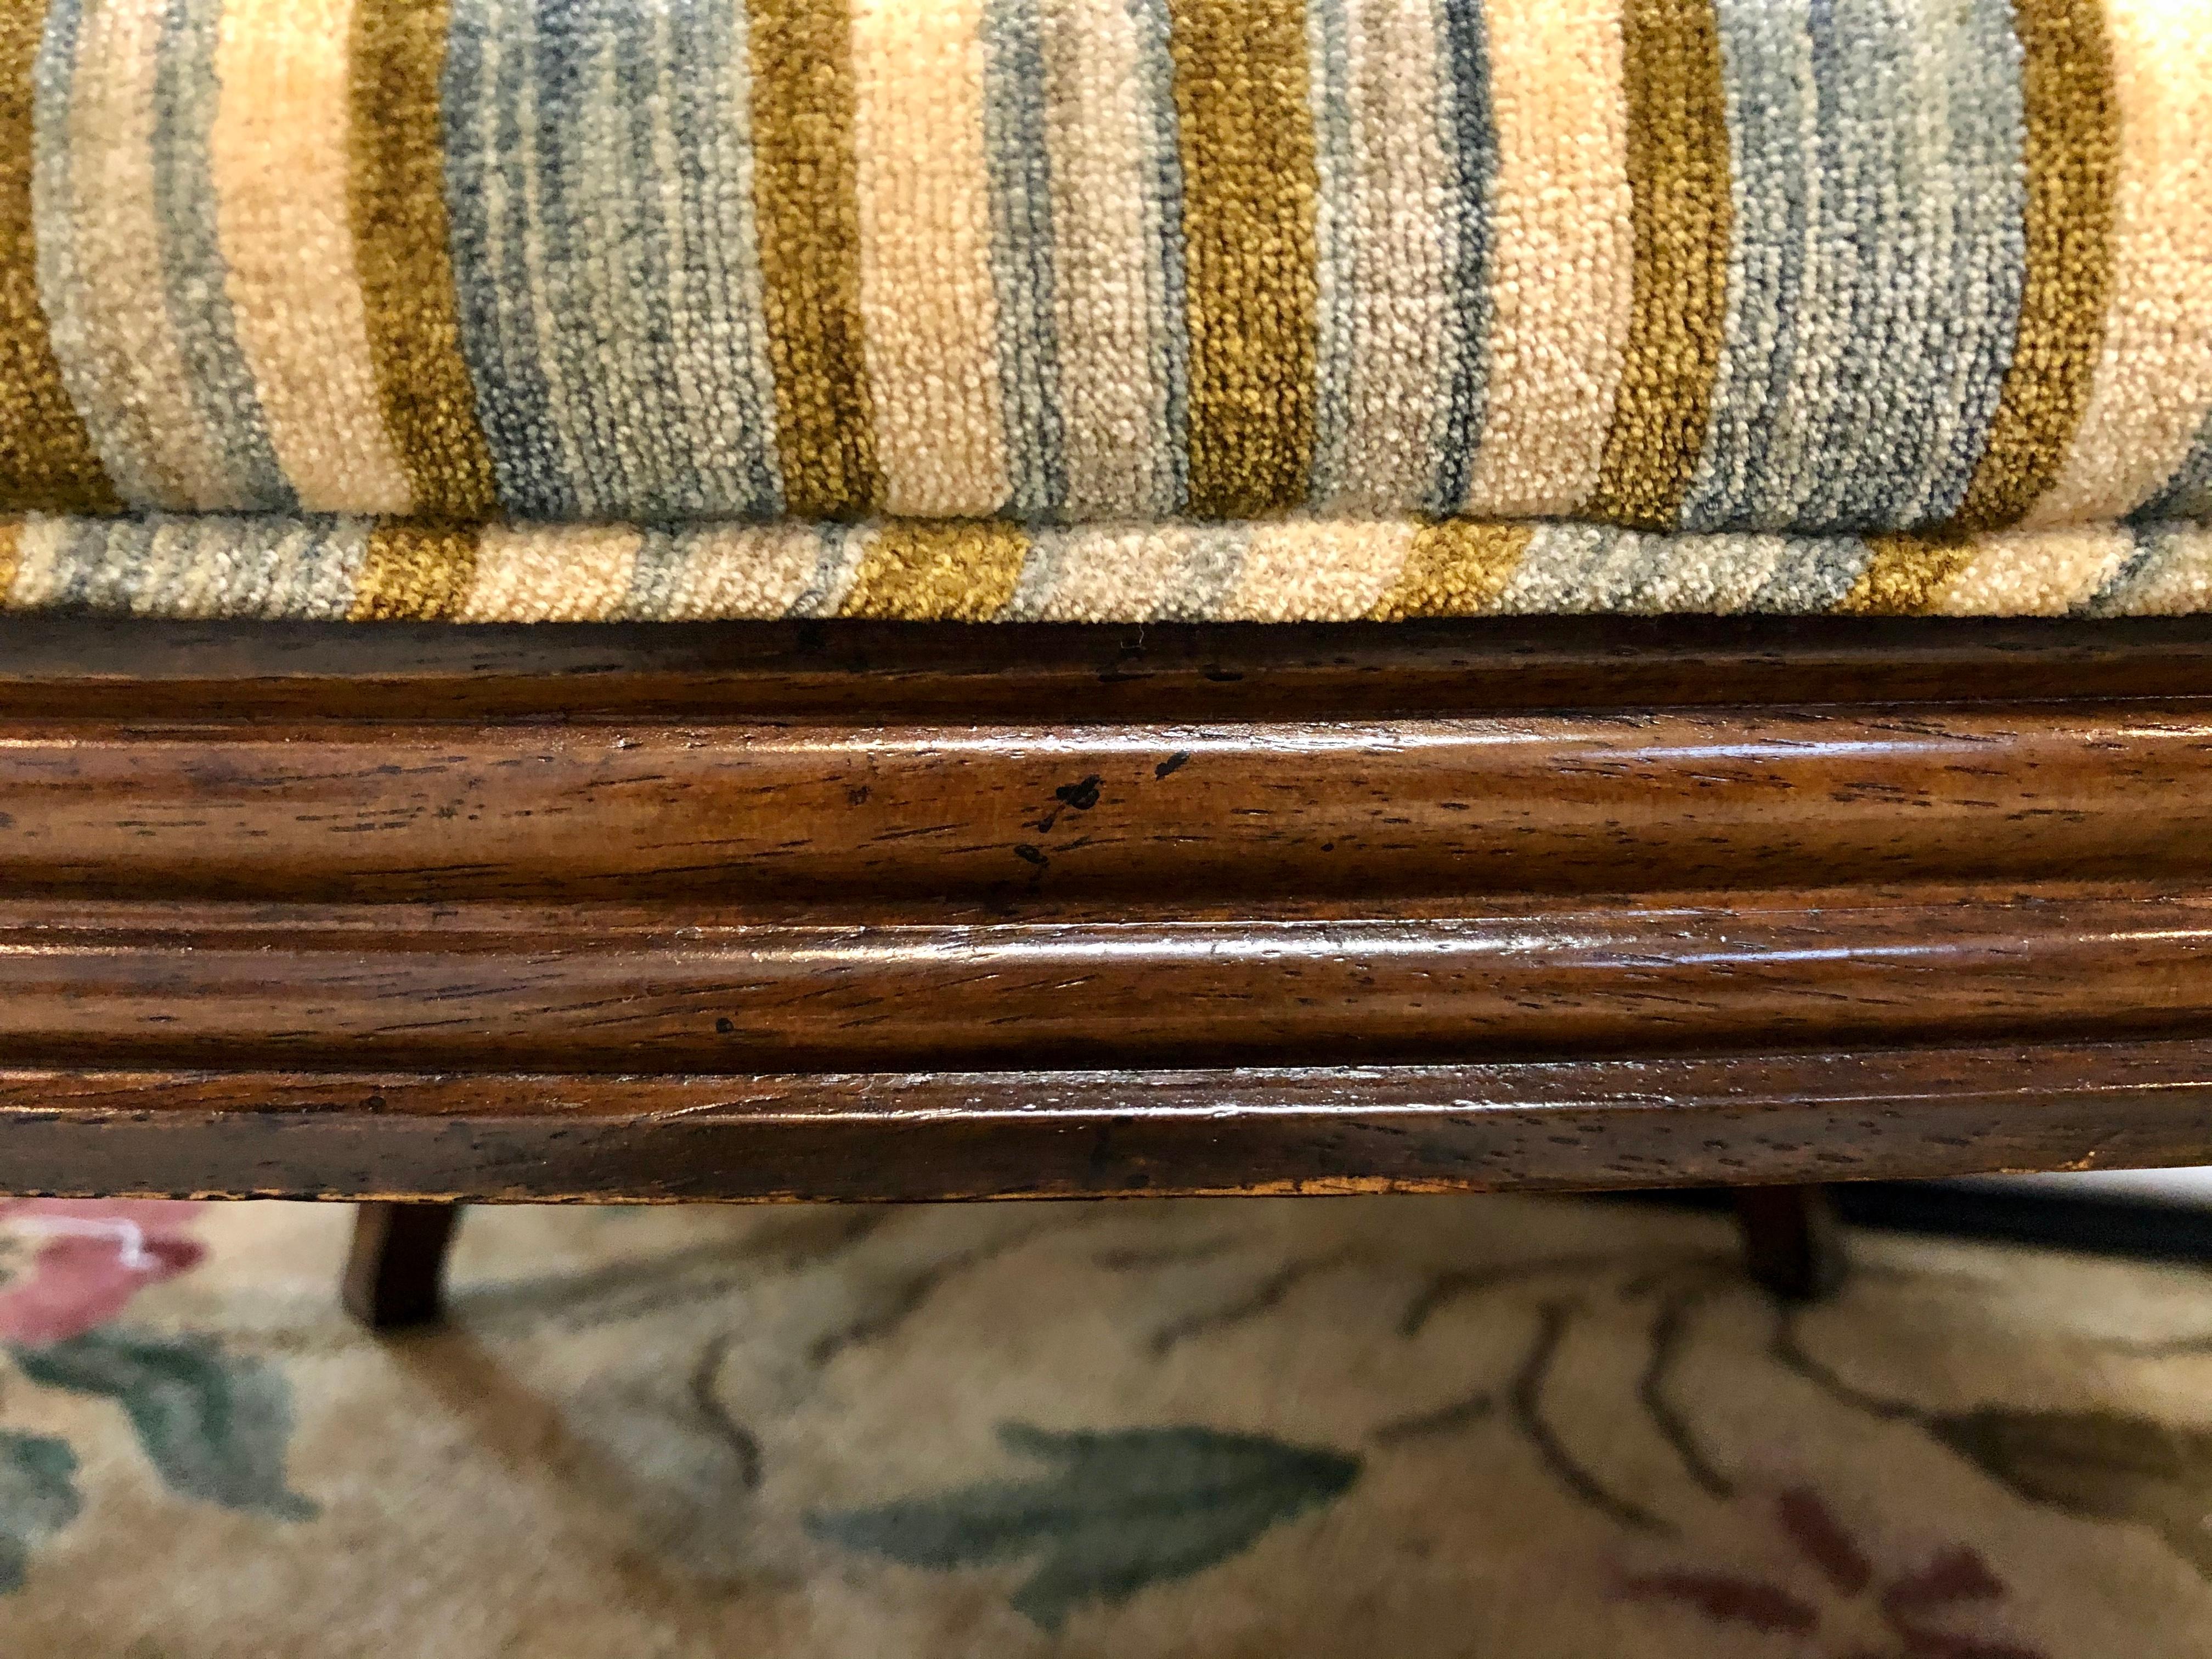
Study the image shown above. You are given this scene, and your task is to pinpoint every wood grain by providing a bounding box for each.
[0,615,2208,1203]
[0,888,2201,1071]
[3,704,2209,901]
[0,1039,2205,1200]
[0,614,2209,719]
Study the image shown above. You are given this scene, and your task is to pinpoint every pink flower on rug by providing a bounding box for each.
[1617,1486,2047,1658]
[0,1200,206,1345]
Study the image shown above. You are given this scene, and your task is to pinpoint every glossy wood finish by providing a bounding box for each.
[4,614,2212,719]
[0,888,2200,1071]
[0,614,2203,1209]
[3,706,2208,903]
[3,1037,2210,1201]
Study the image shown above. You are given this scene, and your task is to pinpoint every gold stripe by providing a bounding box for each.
[0,516,22,602]
[749,0,881,520]
[1587,0,1731,530]
[1367,521,1533,619]
[1954,0,2119,529]
[0,1,114,512]
[350,521,480,620]
[348,0,496,518]
[840,522,1028,620]
[1835,533,1978,616]
[1165,0,1318,517]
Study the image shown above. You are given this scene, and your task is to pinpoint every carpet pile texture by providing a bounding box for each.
[0,0,2207,618]
[3,1194,2212,1655]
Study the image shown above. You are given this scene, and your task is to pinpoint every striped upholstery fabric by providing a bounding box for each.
[0,0,2207,620]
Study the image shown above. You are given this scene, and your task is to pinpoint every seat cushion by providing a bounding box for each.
[0,0,2205,619]
[2,512,2208,622]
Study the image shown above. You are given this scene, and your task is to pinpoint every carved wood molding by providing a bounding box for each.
[0,616,2207,1199]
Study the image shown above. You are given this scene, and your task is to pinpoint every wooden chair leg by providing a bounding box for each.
[344,1201,460,1330]
[1733,1185,1847,1301]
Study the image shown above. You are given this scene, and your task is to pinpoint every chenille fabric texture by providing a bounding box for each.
[0,0,2208,620]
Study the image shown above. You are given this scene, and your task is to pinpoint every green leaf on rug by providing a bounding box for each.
[0,1431,80,1594]
[806,1423,1359,1629]
[12,1329,316,1521]
[1932,1408,2212,1576]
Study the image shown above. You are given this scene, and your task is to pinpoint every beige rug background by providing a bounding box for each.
[1,1193,2210,1656]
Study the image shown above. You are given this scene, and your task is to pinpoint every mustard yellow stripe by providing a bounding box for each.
[1587,0,1731,531]
[840,522,1028,620]
[1954,0,2118,529]
[0,0,113,513]
[1835,533,1978,615]
[350,520,479,620]
[1166,0,1318,517]
[749,0,881,520]
[1367,520,1533,619]
[0,515,22,601]
[348,0,497,518]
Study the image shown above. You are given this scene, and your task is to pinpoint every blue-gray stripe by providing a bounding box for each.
[1689,0,2024,532]
[981,0,1068,522]
[1749,534,1875,611]
[1798,0,1928,528]
[1130,0,1191,516]
[1900,0,2024,524]
[151,0,290,510]
[1685,0,1814,531]
[259,516,368,620]
[533,0,631,515]
[446,0,573,516]
[445,0,783,520]
[1303,0,1355,507]
[1429,0,1496,515]
[618,525,692,619]
[2136,410,2212,523]
[2077,522,2164,614]
[669,0,783,517]
[54,514,153,613]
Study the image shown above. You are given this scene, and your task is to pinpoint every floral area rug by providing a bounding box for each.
[1,1193,2210,1656]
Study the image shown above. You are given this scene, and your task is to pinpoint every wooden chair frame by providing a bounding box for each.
[3,614,2208,1320]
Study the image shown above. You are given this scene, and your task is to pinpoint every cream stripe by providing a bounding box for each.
[663,523,826,620]
[212,0,413,514]
[7,514,76,608]
[1319,0,1452,514]
[1461,0,1633,517]
[1933,527,2134,615]
[2030,0,2212,524]
[459,524,643,622]
[850,0,1009,517]
[1022,523,1210,619]
[1219,515,1412,619]
[64,0,221,507]
[1039,0,1178,518]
